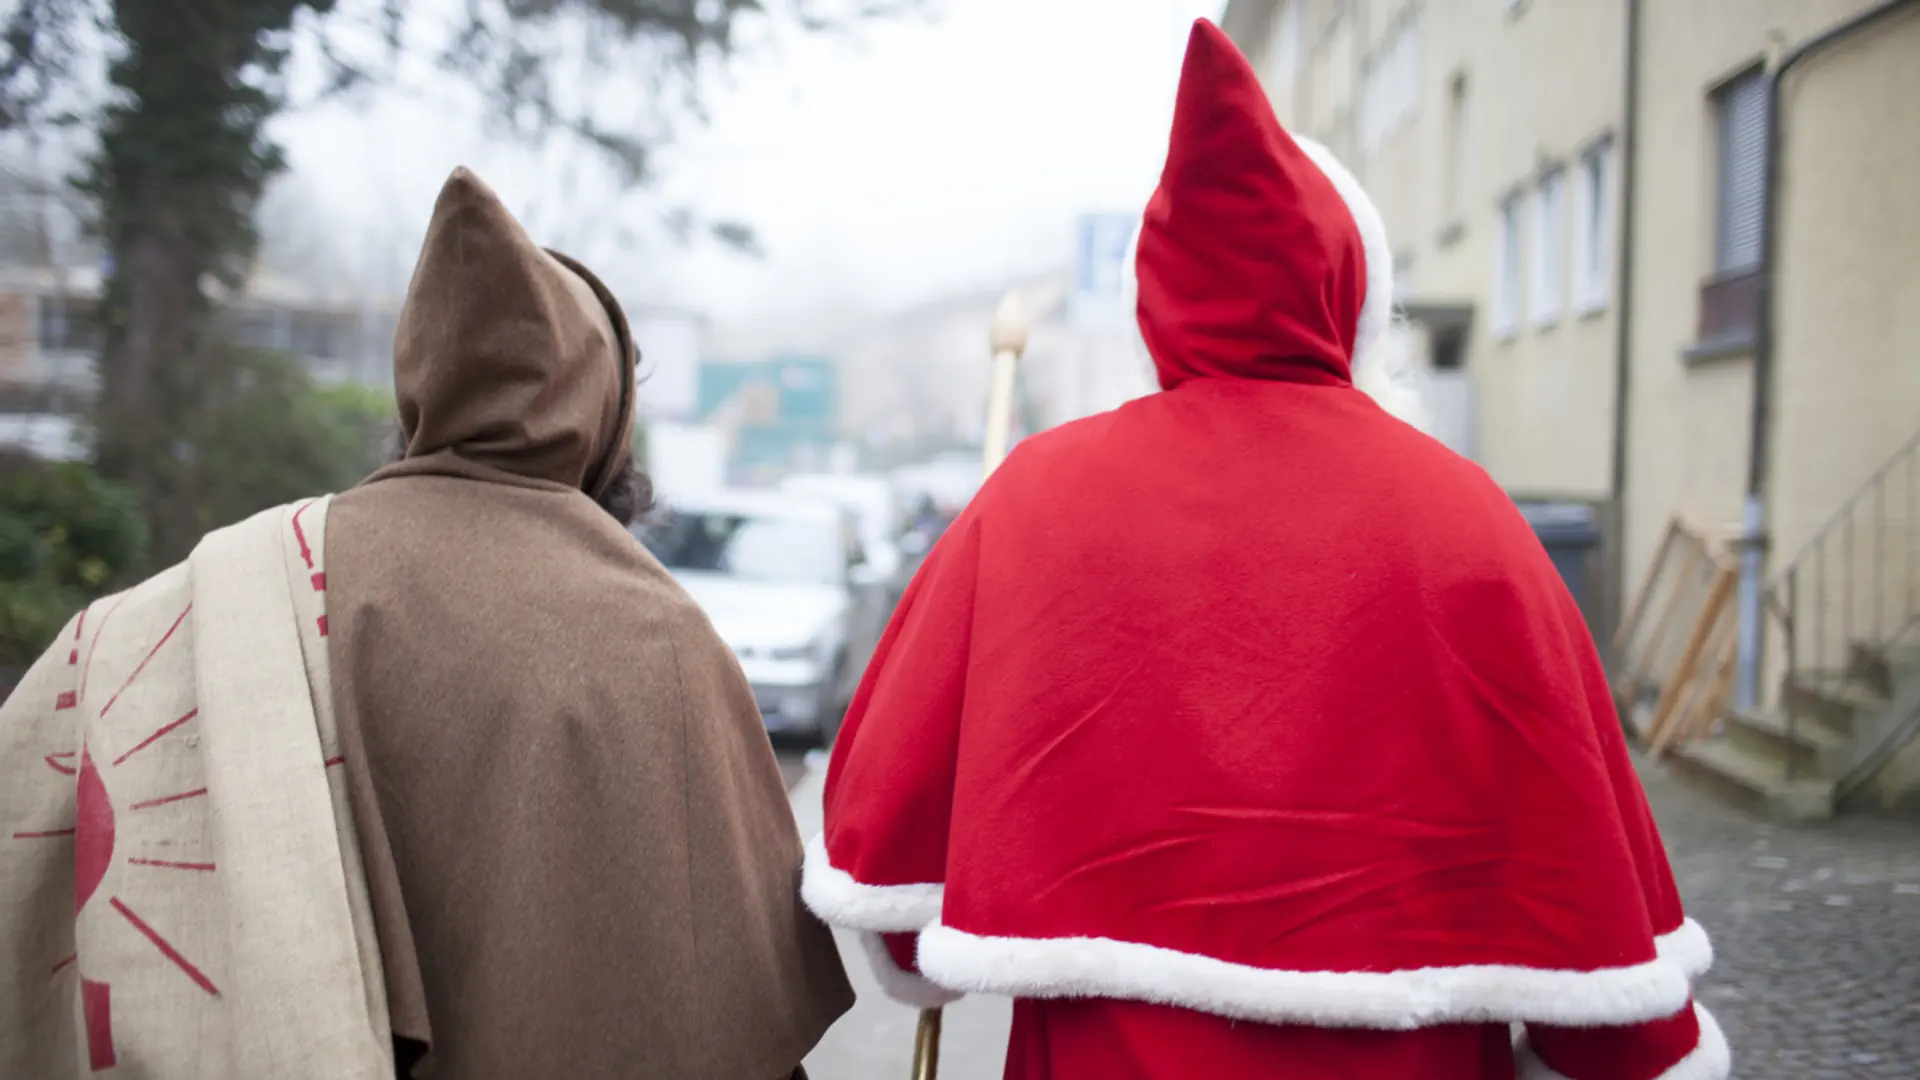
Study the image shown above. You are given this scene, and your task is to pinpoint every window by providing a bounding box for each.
[1493,191,1522,338]
[1444,73,1469,227]
[1267,1,1303,87]
[1699,67,1769,344]
[1572,137,1614,313]
[1530,167,1567,326]
[1360,12,1421,157]
[36,295,100,354]
[1713,70,1769,274]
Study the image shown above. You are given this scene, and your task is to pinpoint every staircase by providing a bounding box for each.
[1669,428,1920,821]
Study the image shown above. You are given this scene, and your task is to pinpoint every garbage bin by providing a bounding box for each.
[1515,501,1603,621]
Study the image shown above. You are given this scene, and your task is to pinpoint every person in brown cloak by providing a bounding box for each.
[0,167,853,1080]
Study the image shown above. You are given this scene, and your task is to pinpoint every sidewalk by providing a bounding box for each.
[792,762,1011,1080]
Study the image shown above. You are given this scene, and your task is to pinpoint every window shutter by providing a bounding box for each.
[1715,72,1769,273]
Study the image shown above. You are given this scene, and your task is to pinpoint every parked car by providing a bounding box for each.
[778,472,907,591]
[634,490,883,745]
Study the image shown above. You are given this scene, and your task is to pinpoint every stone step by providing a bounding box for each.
[1781,674,1889,737]
[1846,638,1920,697]
[1720,705,1847,774]
[1669,737,1836,823]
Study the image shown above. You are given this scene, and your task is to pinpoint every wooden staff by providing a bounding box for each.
[912,290,1029,1080]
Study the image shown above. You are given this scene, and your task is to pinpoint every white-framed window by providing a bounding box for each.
[1267,1,1303,88]
[1444,72,1469,226]
[1529,166,1567,326]
[1359,12,1420,157]
[1493,191,1522,338]
[1571,137,1615,313]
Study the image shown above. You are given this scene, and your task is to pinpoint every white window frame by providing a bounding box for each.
[1529,167,1567,326]
[1571,137,1614,314]
[1492,191,1522,339]
[1358,13,1421,159]
[1443,74,1469,226]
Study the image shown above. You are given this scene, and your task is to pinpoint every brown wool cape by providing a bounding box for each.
[324,168,852,1078]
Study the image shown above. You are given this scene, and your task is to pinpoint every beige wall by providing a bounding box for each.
[1768,6,1920,663]
[1236,0,1627,501]
[1620,0,1911,632]
[1230,0,1920,665]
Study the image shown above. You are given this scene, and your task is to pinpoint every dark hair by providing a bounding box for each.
[385,430,654,527]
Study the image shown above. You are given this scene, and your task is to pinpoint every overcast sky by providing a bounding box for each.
[273,0,1225,337]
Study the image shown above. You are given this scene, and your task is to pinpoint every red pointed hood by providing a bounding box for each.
[1129,20,1392,392]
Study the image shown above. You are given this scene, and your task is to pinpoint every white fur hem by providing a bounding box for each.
[799,832,944,932]
[1517,1003,1730,1080]
[859,932,964,1009]
[1656,919,1714,981]
[917,923,1696,1030]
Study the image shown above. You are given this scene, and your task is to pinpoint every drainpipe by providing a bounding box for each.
[1737,0,1920,708]
[1606,0,1641,664]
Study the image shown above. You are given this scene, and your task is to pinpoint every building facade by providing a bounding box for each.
[1223,0,1920,649]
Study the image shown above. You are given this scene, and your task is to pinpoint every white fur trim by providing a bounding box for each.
[858,932,965,1009]
[916,923,1695,1030]
[1292,136,1392,370]
[1656,919,1714,982]
[1350,317,1435,433]
[799,832,944,933]
[1516,1003,1731,1080]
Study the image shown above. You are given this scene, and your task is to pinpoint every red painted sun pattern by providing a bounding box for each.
[9,504,335,1071]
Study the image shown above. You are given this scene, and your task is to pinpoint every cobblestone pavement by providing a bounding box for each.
[1640,758,1920,1079]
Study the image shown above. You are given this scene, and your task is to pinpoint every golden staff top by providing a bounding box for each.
[912,289,1030,1080]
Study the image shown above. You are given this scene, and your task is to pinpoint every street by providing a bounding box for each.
[781,751,1920,1079]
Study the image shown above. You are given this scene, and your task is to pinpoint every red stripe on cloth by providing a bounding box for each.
[68,606,86,666]
[128,788,207,812]
[128,857,216,872]
[55,691,76,710]
[113,709,199,767]
[11,827,76,839]
[77,595,127,706]
[82,978,116,1069]
[110,898,219,996]
[97,605,191,719]
[311,571,326,591]
[50,953,76,975]
[291,500,317,570]
[317,614,329,637]
[43,754,76,775]
[323,755,345,768]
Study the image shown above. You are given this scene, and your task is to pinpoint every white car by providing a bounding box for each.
[634,490,882,745]
[778,472,906,587]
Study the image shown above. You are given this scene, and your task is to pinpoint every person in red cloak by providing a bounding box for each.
[802,19,1729,1080]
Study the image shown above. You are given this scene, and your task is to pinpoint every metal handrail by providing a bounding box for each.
[1770,427,1920,586]
[1765,425,1920,780]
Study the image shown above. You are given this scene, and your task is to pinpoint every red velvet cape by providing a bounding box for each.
[804,19,1725,1080]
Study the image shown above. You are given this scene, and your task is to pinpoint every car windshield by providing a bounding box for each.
[640,509,843,587]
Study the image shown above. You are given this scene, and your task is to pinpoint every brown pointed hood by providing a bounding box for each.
[324,167,853,1078]
[393,167,635,497]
